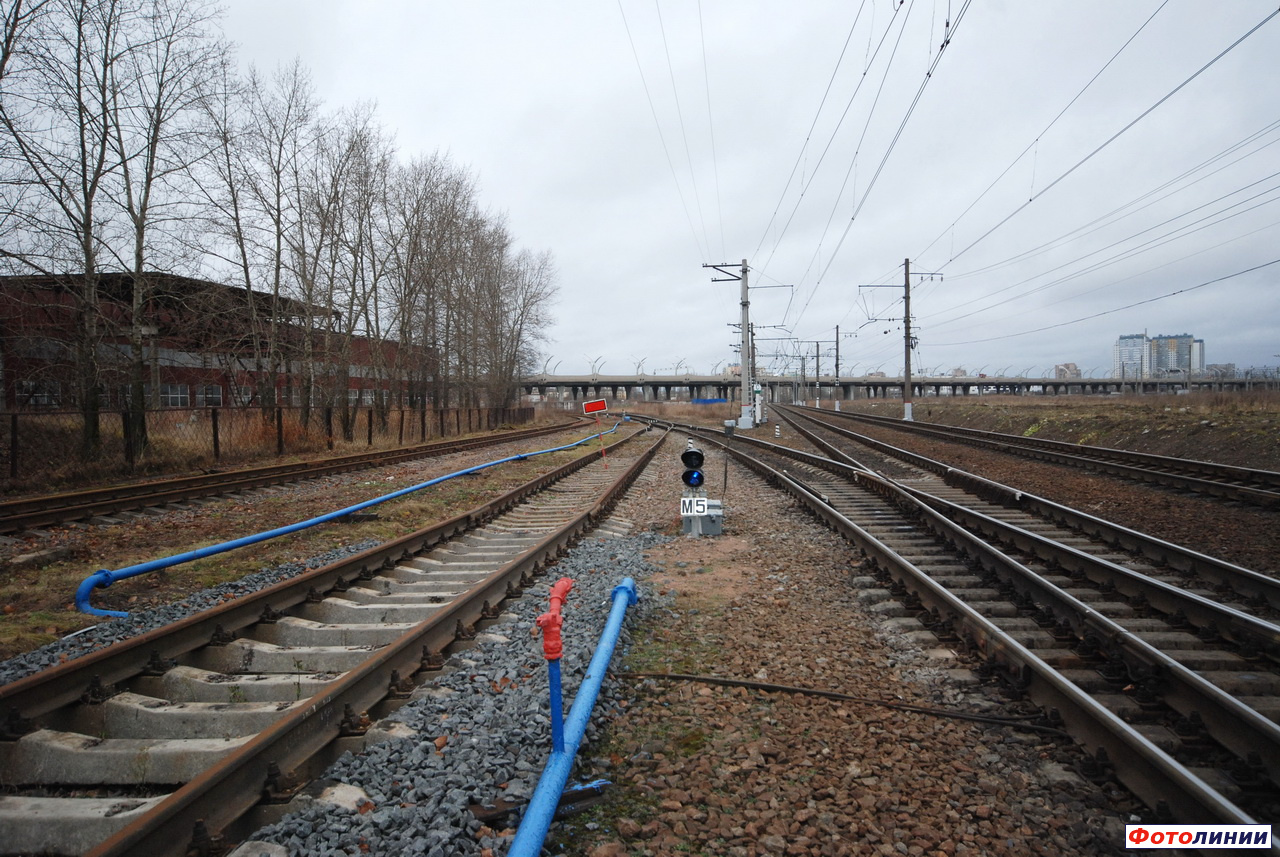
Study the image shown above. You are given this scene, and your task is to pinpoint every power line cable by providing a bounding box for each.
[930,257,1280,346]
[750,0,871,264]
[947,118,1280,281]
[655,0,712,257]
[764,2,909,283]
[819,0,973,281]
[1011,217,1280,316]
[617,0,708,260]
[924,171,1280,328]
[791,0,973,332]
[698,0,726,261]
[912,1,1171,267]
[946,6,1280,265]
[782,1,921,331]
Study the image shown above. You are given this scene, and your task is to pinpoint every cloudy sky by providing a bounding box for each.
[219,1,1280,379]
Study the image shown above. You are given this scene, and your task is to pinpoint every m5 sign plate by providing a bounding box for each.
[680,497,708,516]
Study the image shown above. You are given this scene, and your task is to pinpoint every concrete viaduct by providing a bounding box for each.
[520,373,1261,404]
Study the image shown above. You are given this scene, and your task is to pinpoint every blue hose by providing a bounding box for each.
[75,424,621,617]
[508,579,638,857]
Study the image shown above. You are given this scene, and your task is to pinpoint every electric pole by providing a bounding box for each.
[835,325,841,411]
[903,258,913,421]
[741,259,752,427]
[704,259,754,428]
[858,258,941,422]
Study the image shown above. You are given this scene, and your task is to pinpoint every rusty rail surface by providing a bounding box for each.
[0,420,585,534]
[0,424,666,857]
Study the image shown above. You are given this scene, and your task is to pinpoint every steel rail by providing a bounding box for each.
[714,435,1262,827]
[779,405,1280,610]
[794,405,1280,507]
[0,426,646,720]
[786,412,1280,649]
[638,416,1275,834]
[0,425,664,857]
[84,428,665,857]
[0,420,583,534]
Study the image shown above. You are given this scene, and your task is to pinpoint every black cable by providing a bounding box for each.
[796,0,974,330]
[924,174,1280,330]
[947,7,1280,265]
[912,1,1172,267]
[752,0,871,266]
[656,0,711,258]
[948,118,1280,282]
[618,671,1071,737]
[617,0,708,260]
[929,257,1280,346]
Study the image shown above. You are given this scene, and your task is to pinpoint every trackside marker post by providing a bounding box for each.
[583,399,608,469]
[535,577,575,752]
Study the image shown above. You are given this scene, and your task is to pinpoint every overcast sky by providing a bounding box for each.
[219,1,1280,379]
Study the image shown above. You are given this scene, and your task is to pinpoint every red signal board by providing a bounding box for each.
[582,398,608,414]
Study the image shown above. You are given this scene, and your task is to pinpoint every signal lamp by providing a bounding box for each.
[681,447,706,488]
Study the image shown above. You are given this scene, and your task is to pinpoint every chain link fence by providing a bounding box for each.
[1,405,534,495]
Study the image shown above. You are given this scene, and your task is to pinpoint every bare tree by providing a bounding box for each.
[242,59,315,412]
[6,17,560,449]
[105,0,223,457]
[0,0,142,454]
[491,247,557,407]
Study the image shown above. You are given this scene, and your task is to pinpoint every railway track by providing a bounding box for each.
[0,420,584,536]
[647,415,1280,841]
[0,422,664,857]
[792,404,1280,508]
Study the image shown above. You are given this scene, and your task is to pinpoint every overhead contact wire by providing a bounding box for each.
[947,6,1280,265]
[618,0,708,259]
[656,0,712,258]
[750,0,869,266]
[912,0,1171,266]
[931,258,1280,346]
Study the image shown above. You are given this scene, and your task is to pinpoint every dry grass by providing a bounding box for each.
[0,426,592,660]
[839,390,1280,470]
[2,409,552,496]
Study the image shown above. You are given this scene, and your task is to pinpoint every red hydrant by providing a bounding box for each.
[535,577,575,752]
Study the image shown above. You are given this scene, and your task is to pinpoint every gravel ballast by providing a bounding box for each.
[3,430,1153,856]
[240,533,667,857]
[243,436,1139,856]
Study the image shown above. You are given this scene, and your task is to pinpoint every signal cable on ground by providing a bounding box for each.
[619,672,1071,737]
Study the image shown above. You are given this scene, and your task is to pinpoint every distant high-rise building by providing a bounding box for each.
[1113,332,1205,378]
[1054,363,1081,379]
[1113,333,1150,379]
[1150,334,1202,373]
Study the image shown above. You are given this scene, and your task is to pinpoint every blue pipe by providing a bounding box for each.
[75,424,621,617]
[548,657,564,754]
[508,578,639,857]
